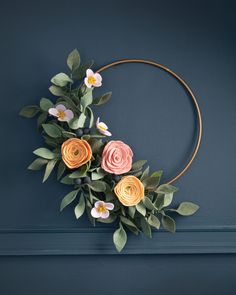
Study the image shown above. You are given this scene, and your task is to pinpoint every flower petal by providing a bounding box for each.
[56,104,66,111]
[96,117,100,126]
[103,130,112,136]
[86,69,94,77]
[94,73,102,82]
[95,201,105,208]
[84,77,91,88]
[100,210,110,219]
[64,110,74,121]
[105,203,114,210]
[91,208,101,218]
[48,108,58,116]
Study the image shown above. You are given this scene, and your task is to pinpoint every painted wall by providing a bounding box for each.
[0,0,235,293]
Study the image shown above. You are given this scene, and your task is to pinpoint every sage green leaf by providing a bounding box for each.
[161,215,176,233]
[60,189,79,211]
[91,168,106,180]
[88,181,107,192]
[148,214,160,229]
[120,216,139,231]
[74,193,85,219]
[51,73,73,87]
[140,218,152,238]
[163,193,173,207]
[69,113,86,129]
[142,197,156,210]
[140,166,150,181]
[40,98,54,112]
[151,170,163,178]
[28,158,48,170]
[67,49,81,71]
[43,136,58,148]
[89,138,104,154]
[155,184,178,194]
[93,92,112,106]
[142,176,161,190]
[60,174,74,185]
[176,202,199,216]
[154,194,165,210]
[72,60,94,80]
[136,202,146,216]
[37,112,48,127]
[80,89,93,110]
[57,161,66,180]
[19,105,40,118]
[131,160,147,171]
[42,124,61,138]
[113,223,127,252]
[43,159,58,183]
[128,206,136,219]
[49,85,65,96]
[33,148,56,159]
[86,107,94,128]
[69,165,88,178]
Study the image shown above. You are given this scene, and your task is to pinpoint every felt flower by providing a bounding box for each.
[114,175,144,206]
[48,104,74,122]
[84,69,102,88]
[61,138,92,169]
[91,201,114,219]
[101,140,133,175]
[96,117,112,136]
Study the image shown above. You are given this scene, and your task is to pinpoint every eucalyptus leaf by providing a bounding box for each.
[49,85,65,96]
[33,148,56,159]
[57,161,66,180]
[43,159,58,182]
[28,158,48,170]
[161,214,176,233]
[151,170,163,178]
[120,216,139,230]
[60,174,74,185]
[155,184,178,194]
[19,105,40,118]
[69,165,88,178]
[140,218,152,238]
[72,60,94,80]
[93,92,112,106]
[69,113,86,129]
[113,223,127,252]
[142,176,161,190]
[67,49,80,71]
[136,202,146,216]
[60,189,79,211]
[175,202,199,216]
[40,98,53,112]
[140,166,150,181]
[128,206,136,219]
[51,73,73,87]
[148,214,160,229]
[74,193,85,219]
[80,89,93,110]
[142,197,156,211]
[131,160,147,171]
[88,181,107,192]
[42,124,61,138]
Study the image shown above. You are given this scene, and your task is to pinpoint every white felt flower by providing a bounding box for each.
[91,201,114,219]
[48,104,74,122]
[84,69,102,88]
[96,117,112,136]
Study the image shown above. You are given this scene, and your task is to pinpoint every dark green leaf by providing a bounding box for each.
[113,223,127,252]
[72,60,94,80]
[57,161,66,180]
[142,197,156,210]
[60,189,79,211]
[40,98,54,112]
[33,148,56,159]
[93,92,112,106]
[19,105,40,118]
[88,181,107,192]
[128,206,136,218]
[140,166,150,181]
[74,193,85,219]
[67,49,81,71]
[140,218,152,238]
[151,170,163,178]
[51,73,73,87]
[28,158,48,170]
[131,160,147,171]
[60,174,74,185]
[37,112,48,127]
[69,165,88,178]
[120,216,139,231]
[42,124,61,138]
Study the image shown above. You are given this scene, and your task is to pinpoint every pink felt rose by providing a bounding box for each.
[101,140,133,175]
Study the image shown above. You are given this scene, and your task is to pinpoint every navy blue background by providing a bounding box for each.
[0,0,236,294]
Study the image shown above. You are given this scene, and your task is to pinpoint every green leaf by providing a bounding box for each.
[88,181,107,192]
[142,197,156,210]
[19,105,40,118]
[43,159,58,182]
[69,165,88,178]
[120,216,139,231]
[42,124,61,138]
[80,88,93,110]
[128,206,136,219]
[33,148,56,159]
[151,170,163,178]
[69,113,87,130]
[175,202,199,216]
[88,138,104,154]
[148,214,160,229]
[136,202,146,216]
[37,112,48,127]
[131,160,147,171]
[51,73,73,87]
[60,174,74,185]
[161,214,176,233]
[163,193,173,207]
[113,223,127,252]
[91,168,106,180]
[49,85,65,96]
[155,184,178,194]
[86,107,94,128]
[40,98,54,112]
[93,92,112,106]
[67,49,80,71]
[140,218,152,238]
[140,166,150,181]
[74,193,85,219]
[97,214,117,224]
[57,161,66,180]
[72,60,94,80]
[28,158,48,170]
[60,189,79,211]
[142,176,161,190]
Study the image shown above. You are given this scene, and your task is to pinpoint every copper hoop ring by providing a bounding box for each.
[97,59,203,184]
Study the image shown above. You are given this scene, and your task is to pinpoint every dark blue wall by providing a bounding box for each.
[0,0,236,294]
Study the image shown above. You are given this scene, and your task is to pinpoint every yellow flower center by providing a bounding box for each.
[88,76,96,85]
[98,123,107,131]
[97,204,107,213]
[57,110,66,119]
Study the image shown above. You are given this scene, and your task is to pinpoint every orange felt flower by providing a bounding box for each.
[114,175,144,206]
[61,138,92,169]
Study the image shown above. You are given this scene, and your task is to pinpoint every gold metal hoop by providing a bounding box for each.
[97,59,203,184]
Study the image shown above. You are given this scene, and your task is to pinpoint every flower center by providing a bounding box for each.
[57,110,66,119]
[98,123,107,131]
[74,149,79,156]
[125,186,132,194]
[88,76,96,85]
[97,204,107,213]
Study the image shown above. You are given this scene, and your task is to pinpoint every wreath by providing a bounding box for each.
[20,49,200,252]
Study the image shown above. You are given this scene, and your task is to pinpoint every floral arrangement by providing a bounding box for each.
[20,49,199,252]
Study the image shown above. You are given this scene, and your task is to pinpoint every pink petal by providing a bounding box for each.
[96,117,100,127]
[48,108,58,116]
[100,210,110,219]
[91,208,101,218]
[94,73,102,82]
[64,110,74,121]
[105,203,114,210]
[56,104,66,111]
[95,201,105,208]
[94,81,102,87]
[84,77,92,88]
[86,69,94,77]
[103,130,112,136]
